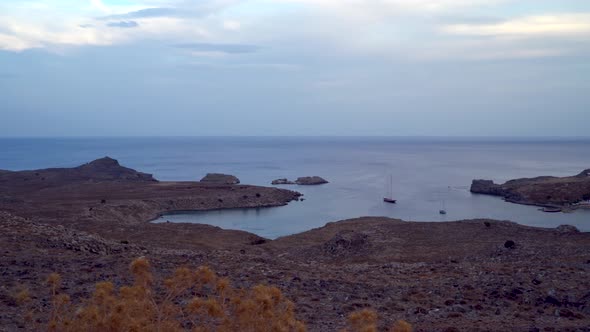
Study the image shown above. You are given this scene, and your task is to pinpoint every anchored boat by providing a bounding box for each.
[383,175,396,204]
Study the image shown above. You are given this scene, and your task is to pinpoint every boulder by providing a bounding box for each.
[200,173,240,185]
[295,176,328,185]
[271,178,295,185]
[504,240,516,249]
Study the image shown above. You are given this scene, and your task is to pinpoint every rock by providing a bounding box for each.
[295,176,328,185]
[555,225,580,234]
[200,173,240,184]
[544,296,561,306]
[555,308,575,318]
[470,180,506,195]
[451,305,467,313]
[272,178,295,185]
[413,307,428,314]
[504,240,516,249]
[250,238,267,245]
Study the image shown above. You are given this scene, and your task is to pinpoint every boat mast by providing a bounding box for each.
[389,175,393,198]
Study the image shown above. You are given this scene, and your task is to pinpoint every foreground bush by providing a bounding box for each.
[41,257,411,332]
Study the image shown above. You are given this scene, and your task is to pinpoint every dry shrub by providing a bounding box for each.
[44,257,412,332]
[47,257,305,332]
[390,319,413,332]
[343,308,413,332]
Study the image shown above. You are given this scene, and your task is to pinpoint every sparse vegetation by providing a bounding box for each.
[37,258,411,332]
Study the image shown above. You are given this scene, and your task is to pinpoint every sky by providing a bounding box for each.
[0,0,589,137]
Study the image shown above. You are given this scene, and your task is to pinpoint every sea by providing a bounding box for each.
[1,137,589,239]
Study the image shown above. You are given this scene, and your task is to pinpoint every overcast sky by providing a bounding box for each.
[0,0,589,136]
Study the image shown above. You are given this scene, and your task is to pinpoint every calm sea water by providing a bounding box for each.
[1,137,589,238]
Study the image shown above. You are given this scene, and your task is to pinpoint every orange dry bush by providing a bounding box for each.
[348,308,379,332]
[47,257,306,332]
[343,309,413,332]
[390,320,413,332]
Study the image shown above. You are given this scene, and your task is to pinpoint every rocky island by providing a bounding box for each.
[471,169,590,209]
[271,176,329,185]
[271,178,296,185]
[295,176,329,185]
[1,159,589,331]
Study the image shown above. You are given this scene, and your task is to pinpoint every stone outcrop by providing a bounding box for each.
[272,178,295,185]
[295,176,328,185]
[200,173,240,184]
[470,180,506,196]
[470,169,590,208]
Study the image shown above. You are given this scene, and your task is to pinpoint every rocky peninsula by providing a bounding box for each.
[0,157,301,249]
[471,169,590,209]
[1,159,589,331]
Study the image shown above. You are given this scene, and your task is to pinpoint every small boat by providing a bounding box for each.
[383,175,396,204]
[542,207,562,213]
[439,198,447,214]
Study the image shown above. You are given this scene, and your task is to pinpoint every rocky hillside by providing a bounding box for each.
[471,169,590,207]
[0,157,156,193]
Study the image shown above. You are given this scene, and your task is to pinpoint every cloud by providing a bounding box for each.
[174,42,261,54]
[442,14,590,36]
[106,21,139,28]
[437,15,506,25]
[100,8,181,20]
[223,20,241,31]
[90,0,109,14]
[0,32,35,51]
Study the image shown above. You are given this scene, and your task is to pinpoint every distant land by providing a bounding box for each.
[1,158,590,330]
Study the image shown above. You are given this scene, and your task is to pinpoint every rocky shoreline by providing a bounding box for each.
[1,159,590,331]
[471,169,590,210]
